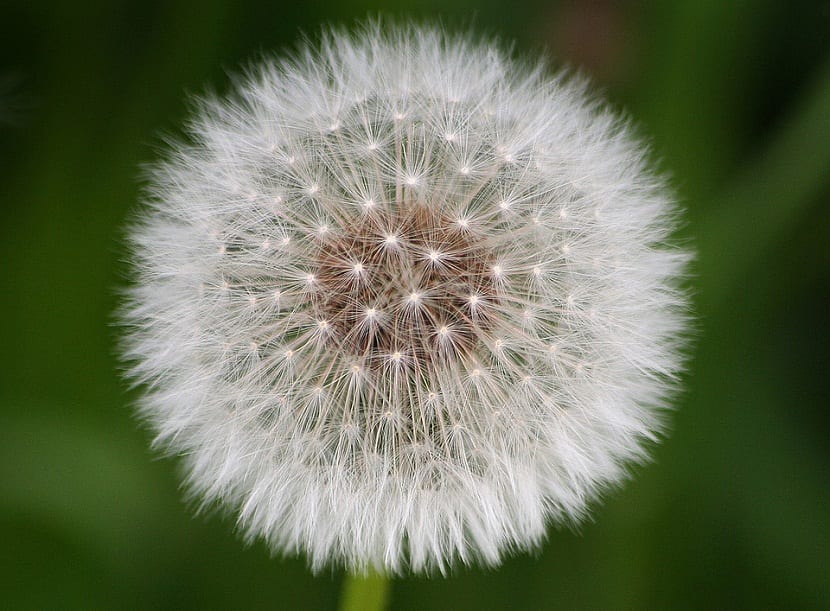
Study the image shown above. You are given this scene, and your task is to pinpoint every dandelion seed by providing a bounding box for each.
[121,21,690,576]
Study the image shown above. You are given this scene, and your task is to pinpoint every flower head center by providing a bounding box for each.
[312,204,498,367]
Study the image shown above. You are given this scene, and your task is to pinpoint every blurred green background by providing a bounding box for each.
[1,0,828,609]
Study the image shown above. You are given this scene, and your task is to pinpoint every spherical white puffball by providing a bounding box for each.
[121,22,690,575]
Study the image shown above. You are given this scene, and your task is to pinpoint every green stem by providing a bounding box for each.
[338,571,390,611]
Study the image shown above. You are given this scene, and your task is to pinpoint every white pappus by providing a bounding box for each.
[121,21,691,575]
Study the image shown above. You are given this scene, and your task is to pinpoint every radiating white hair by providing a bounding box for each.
[122,21,690,575]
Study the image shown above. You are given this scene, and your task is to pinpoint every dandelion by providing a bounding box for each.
[121,21,690,575]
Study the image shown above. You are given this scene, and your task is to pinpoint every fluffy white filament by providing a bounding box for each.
[122,22,690,575]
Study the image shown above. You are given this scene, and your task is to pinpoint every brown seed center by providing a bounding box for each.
[312,204,497,368]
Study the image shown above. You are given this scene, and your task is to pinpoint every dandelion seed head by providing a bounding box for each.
[122,21,690,576]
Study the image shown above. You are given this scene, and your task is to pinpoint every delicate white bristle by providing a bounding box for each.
[121,21,690,577]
